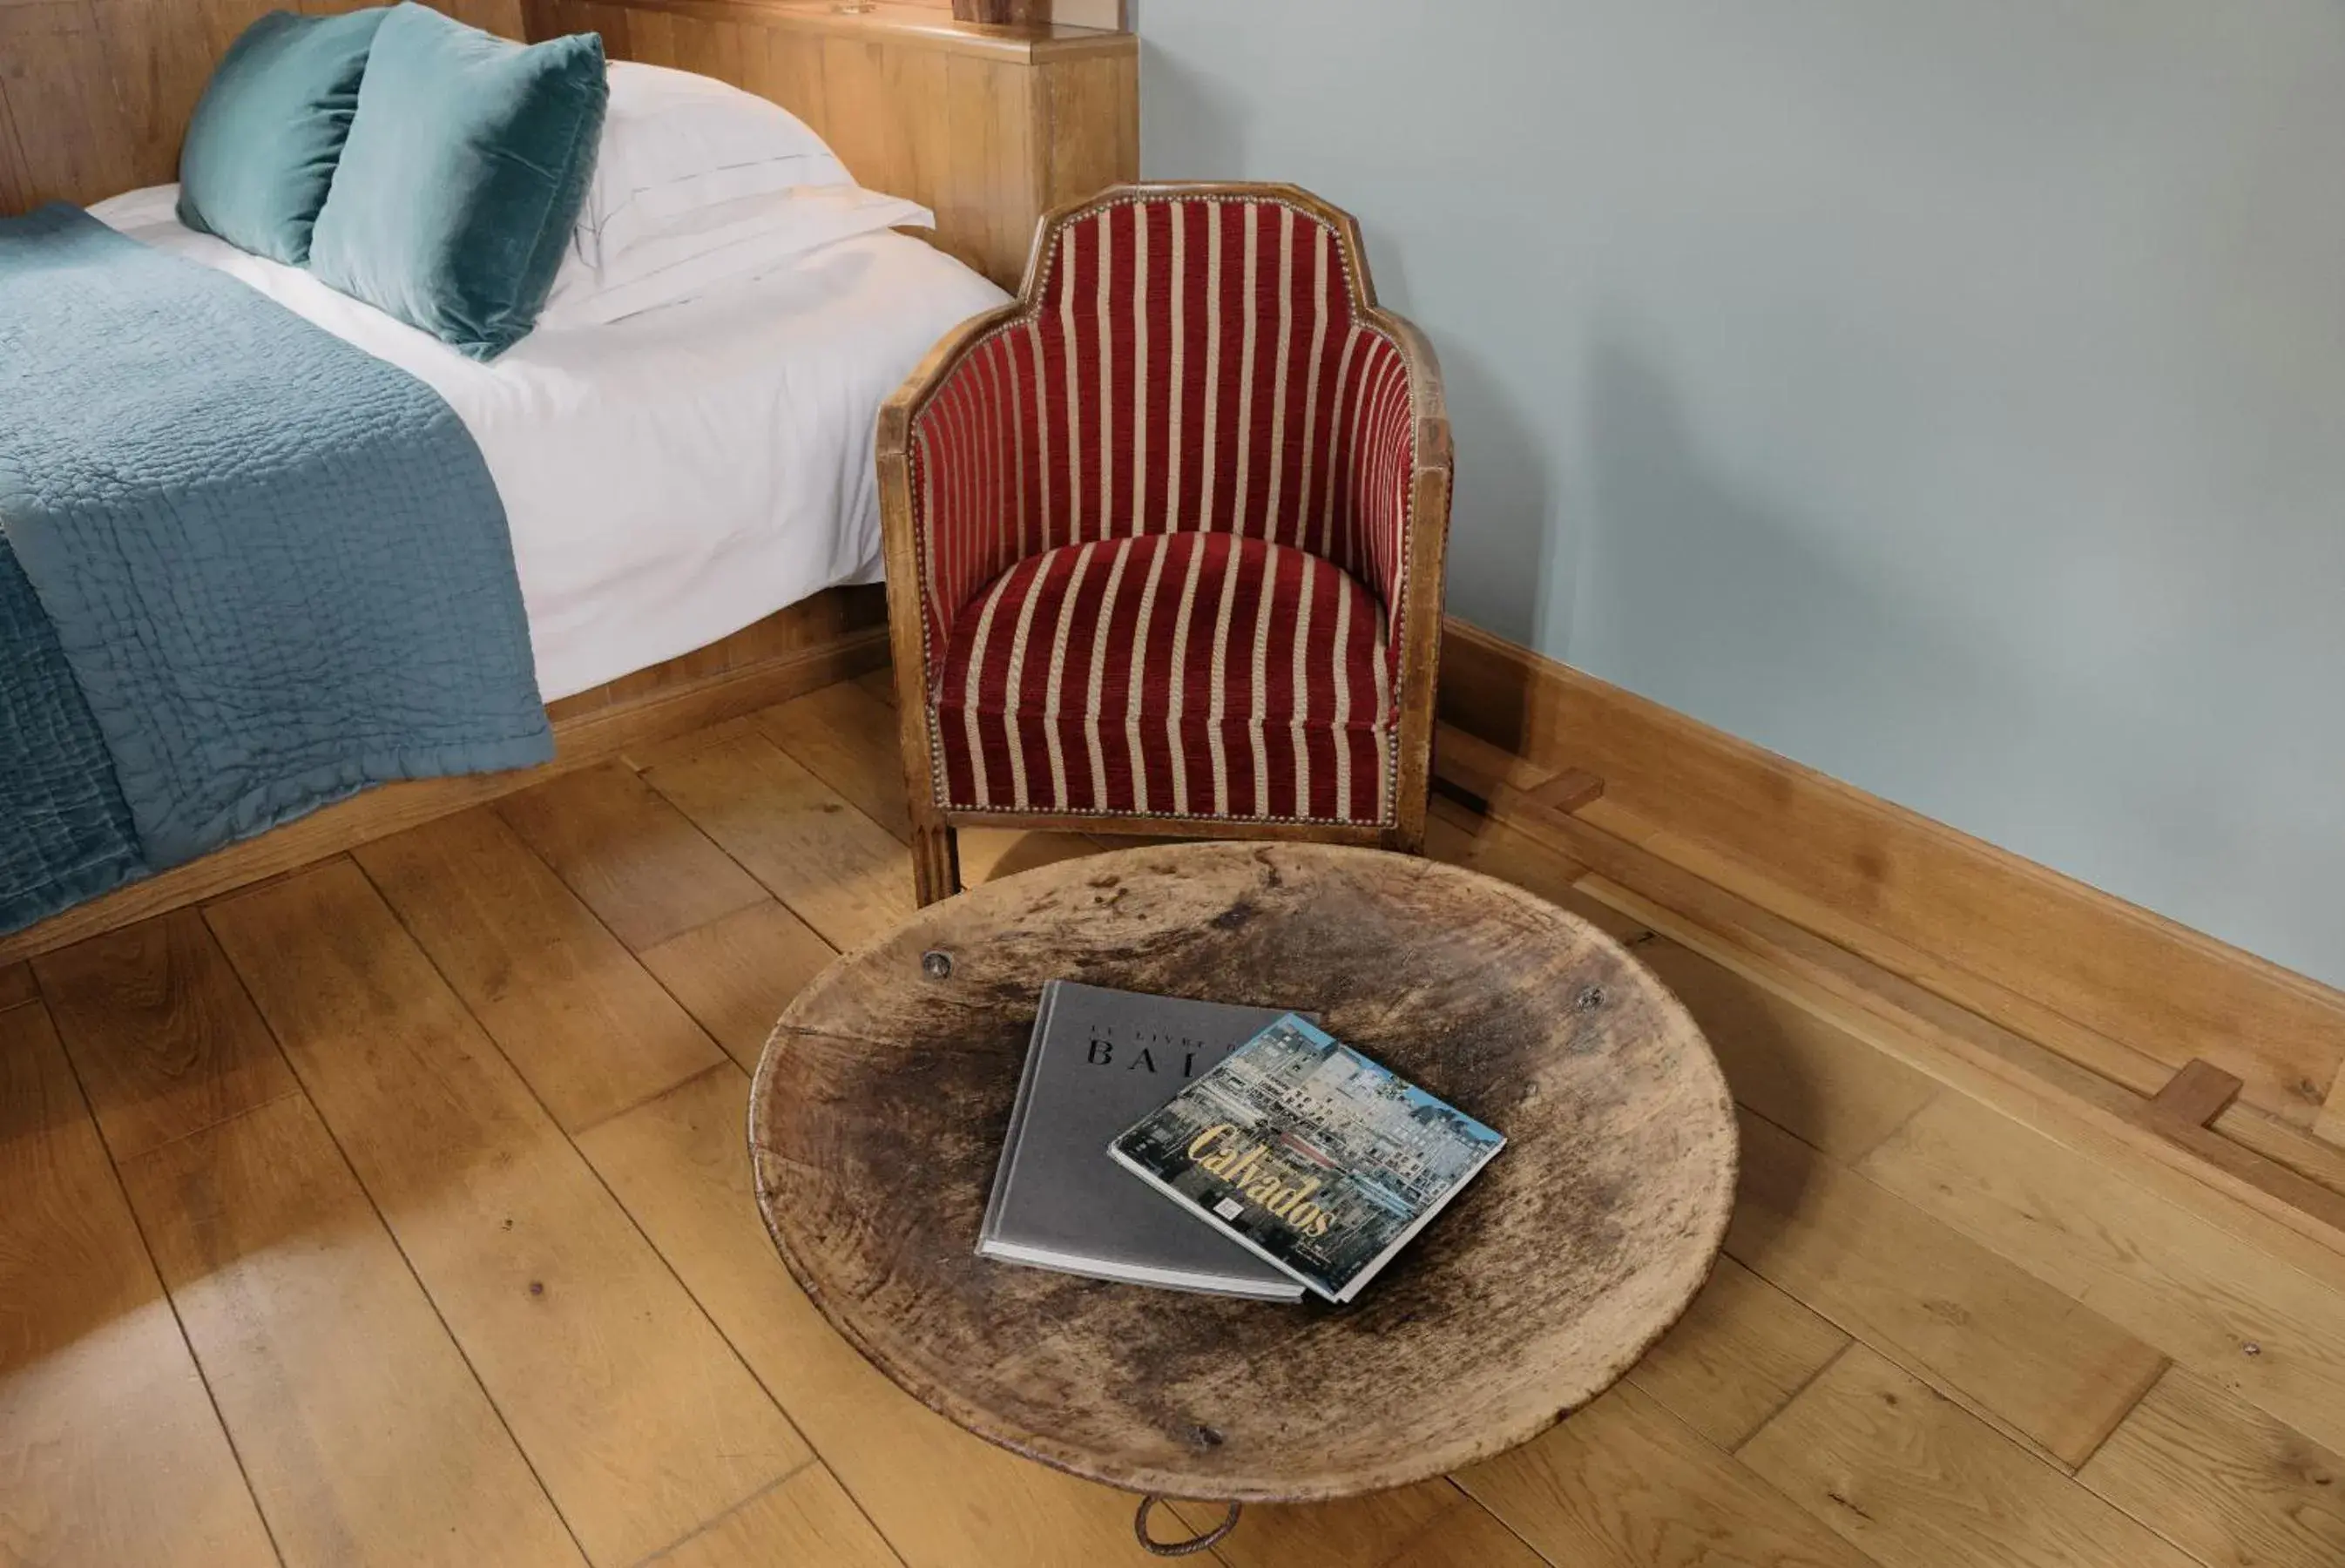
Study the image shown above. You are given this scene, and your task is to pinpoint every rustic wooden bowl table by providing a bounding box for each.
[750,841,1737,1556]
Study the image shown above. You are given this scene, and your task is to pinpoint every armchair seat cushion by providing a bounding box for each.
[933,534,1394,825]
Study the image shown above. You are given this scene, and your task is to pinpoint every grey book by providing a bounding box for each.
[977,981,1305,1301]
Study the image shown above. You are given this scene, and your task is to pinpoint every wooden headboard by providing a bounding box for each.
[0,2,527,213]
[0,0,1135,293]
[522,0,1135,288]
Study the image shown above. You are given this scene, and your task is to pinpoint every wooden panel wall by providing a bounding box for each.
[889,0,1123,28]
[523,0,1137,289]
[0,0,1134,293]
[0,1,524,215]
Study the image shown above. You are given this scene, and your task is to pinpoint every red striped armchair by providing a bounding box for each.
[877,183,1452,904]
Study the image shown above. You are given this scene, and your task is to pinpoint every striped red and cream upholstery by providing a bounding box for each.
[936,535,1391,823]
[902,188,1430,828]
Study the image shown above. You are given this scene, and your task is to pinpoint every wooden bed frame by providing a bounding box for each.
[0,1,1137,962]
[0,589,890,964]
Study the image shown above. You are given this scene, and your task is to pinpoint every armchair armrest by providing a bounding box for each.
[1334,314,1451,704]
[876,304,1044,699]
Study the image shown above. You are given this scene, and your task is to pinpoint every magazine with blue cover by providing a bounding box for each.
[1107,1014,1505,1303]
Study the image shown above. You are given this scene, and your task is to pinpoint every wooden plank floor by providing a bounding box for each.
[4,673,2342,1567]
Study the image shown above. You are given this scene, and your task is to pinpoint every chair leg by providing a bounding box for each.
[911,822,962,906]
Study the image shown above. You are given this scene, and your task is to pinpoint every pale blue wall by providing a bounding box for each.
[1137,0,2345,988]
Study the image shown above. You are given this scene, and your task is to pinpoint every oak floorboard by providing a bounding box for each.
[494,762,768,953]
[1180,1481,1551,1568]
[651,1464,902,1568]
[1423,801,1647,942]
[2076,1365,2345,1568]
[354,809,726,1134]
[644,732,915,950]
[572,1064,1169,1568]
[1731,1110,2166,1470]
[1740,1347,2199,1568]
[956,825,1112,885]
[2319,1074,2345,1148]
[756,680,916,843]
[1634,939,1939,1163]
[34,909,301,1162]
[1376,1499,1553,1568]
[1861,1092,2345,1460]
[206,861,808,1568]
[1169,1481,1458,1568]
[755,679,1105,887]
[1430,726,1562,801]
[0,1003,276,1568]
[1457,1381,1876,1567]
[619,713,763,774]
[638,899,839,1074]
[22,684,2342,1566]
[118,1094,583,1567]
[1433,798,1938,1164]
[1625,1254,1850,1451]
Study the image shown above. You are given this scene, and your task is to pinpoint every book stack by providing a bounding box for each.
[978,982,1504,1305]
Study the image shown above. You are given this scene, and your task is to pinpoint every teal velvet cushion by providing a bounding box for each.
[309,4,606,360]
[177,8,388,265]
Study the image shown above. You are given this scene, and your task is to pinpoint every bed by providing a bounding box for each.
[0,1,1137,963]
[91,183,1005,704]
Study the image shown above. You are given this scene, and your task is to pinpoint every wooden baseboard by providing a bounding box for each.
[1432,726,2345,1267]
[1436,617,2345,1142]
[0,588,889,966]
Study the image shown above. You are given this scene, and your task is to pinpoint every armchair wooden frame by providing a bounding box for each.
[876,181,1453,905]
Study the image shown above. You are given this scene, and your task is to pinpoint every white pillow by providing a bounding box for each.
[539,184,936,326]
[574,62,854,274]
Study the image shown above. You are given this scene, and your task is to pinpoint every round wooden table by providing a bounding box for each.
[750,842,1736,1554]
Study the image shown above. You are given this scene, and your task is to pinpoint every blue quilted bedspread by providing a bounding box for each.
[0,206,553,934]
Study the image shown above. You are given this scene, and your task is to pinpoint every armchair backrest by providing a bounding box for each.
[881,182,1454,855]
[892,186,1429,663]
[1016,188,1413,579]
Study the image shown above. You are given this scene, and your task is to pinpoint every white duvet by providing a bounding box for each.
[91,186,1007,700]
